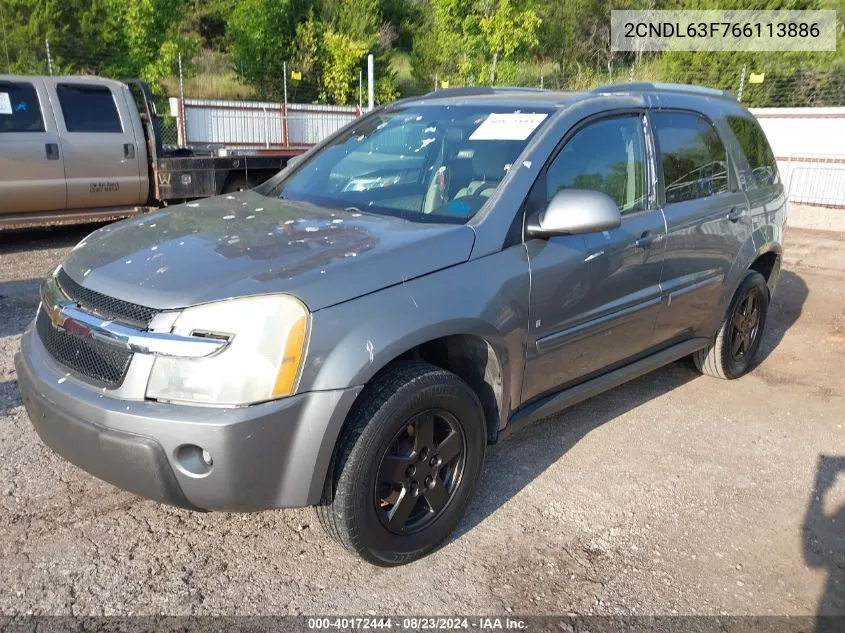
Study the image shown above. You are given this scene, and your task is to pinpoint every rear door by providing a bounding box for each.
[522,111,666,403]
[650,110,753,343]
[0,77,66,215]
[47,80,143,209]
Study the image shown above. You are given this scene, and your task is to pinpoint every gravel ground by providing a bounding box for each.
[0,224,844,617]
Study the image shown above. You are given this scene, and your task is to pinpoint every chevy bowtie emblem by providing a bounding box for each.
[48,303,93,338]
[48,303,66,328]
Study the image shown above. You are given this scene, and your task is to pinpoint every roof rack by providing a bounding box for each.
[592,82,736,101]
[415,86,548,100]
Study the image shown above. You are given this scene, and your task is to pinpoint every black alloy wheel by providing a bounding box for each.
[375,409,466,534]
[316,361,487,566]
[729,291,762,361]
[693,270,769,380]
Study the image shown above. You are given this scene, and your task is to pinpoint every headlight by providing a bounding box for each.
[146,295,309,405]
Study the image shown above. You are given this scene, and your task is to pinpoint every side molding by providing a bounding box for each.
[501,338,709,440]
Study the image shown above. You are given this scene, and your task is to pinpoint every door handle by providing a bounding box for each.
[45,143,59,160]
[123,143,135,159]
[635,231,663,249]
[726,207,745,222]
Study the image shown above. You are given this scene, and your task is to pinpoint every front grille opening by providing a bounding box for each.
[36,309,132,388]
[57,269,160,328]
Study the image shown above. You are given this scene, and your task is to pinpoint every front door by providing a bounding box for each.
[0,77,66,215]
[48,81,143,209]
[522,112,666,404]
[649,110,754,344]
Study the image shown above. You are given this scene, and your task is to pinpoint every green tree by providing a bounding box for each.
[324,0,381,45]
[182,0,237,50]
[479,0,540,83]
[410,0,540,86]
[227,0,310,98]
[320,29,368,104]
[122,0,197,88]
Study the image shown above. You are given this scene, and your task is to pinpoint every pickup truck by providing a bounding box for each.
[0,75,302,228]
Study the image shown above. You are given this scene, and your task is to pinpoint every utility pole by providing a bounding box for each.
[45,39,53,75]
[283,61,288,109]
[282,61,289,147]
[367,54,374,111]
[359,70,363,110]
[177,52,186,146]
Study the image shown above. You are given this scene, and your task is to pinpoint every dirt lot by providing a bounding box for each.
[0,224,843,617]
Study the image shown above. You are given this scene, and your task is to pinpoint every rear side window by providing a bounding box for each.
[653,111,729,204]
[726,116,780,188]
[546,115,647,214]
[56,84,123,133]
[0,81,45,133]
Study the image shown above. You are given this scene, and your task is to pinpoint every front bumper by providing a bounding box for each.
[15,325,361,511]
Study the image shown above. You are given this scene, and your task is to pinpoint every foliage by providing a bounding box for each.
[479,0,540,83]
[1,0,843,106]
[227,0,305,97]
[0,0,190,93]
[320,30,368,104]
[410,0,541,86]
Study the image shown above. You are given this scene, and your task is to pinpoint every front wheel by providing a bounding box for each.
[316,362,487,566]
[694,271,769,379]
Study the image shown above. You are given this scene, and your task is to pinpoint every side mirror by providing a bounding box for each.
[527,189,622,238]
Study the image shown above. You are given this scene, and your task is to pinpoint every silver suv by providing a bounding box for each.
[15,84,786,566]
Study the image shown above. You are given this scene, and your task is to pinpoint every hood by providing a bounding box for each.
[61,191,475,311]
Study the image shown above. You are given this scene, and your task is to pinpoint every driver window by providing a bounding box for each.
[546,115,647,215]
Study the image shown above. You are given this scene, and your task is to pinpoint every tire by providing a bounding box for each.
[693,271,769,379]
[316,361,487,566]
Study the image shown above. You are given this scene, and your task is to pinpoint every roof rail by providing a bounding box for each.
[415,86,547,100]
[592,82,736,101]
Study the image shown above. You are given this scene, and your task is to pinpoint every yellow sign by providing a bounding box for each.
[749,72,765,84]
[291,70,302,81]
[440,79,449,89]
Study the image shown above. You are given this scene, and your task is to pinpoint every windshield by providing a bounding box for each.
[265,105,551,223]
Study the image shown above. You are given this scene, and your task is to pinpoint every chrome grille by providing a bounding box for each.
[57,269,159,328]
[36,308,132,387]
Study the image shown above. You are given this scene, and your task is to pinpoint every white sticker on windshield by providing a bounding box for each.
[469,112,547,141]
[0,93,12,115]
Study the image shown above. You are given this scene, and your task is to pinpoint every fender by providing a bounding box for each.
[299,245,532,422]
[295,248,531,503]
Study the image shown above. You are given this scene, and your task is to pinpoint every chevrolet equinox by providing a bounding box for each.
[16,83,786,565]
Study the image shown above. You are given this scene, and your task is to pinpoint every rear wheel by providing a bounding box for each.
[316,362,487,566]
[694,271,769,379]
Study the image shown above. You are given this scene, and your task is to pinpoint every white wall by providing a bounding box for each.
[750,107,845,210]
[751,107,845,158]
